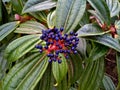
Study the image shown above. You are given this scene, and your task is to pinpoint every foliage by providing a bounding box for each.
[0,0,120,90]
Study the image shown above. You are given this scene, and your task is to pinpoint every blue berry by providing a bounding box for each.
[58,59,62,63]
[39,49,43,53]
[74,50,77,54]
[65,55,69,59]
[70,31,74,35]
[60,27,64,32]
[74,33,78,36]
[55,37,59,41]
[48,59,52,63]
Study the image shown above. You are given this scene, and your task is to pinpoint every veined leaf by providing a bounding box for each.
[30,11,47,22]
[14,21,47,34]
[79,11,90,26]
[0,21,19,41]
[77,24,110,37]
[5,35,41,62]
[56,76,68,90]
[88,44,108,61]
[22,0,56,13]
[38,64,54,90]
[3,53,49,90]
[106,0,120,17]
[78,58,104,90]
[82,34,120,53]
[55,0,86,33]
[52,54,68,84]
[115,20,120,36]
[68,54,83,84]
[47,10,56,29]
[102,75,116,90]
[0,44,8,80]
[88,0,111,25]
[76,38,87,58]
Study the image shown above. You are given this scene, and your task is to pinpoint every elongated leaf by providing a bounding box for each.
[5,35,41,62]
[30,11,47,22]
[0,21,19,41]
[14,21,47,34]
[88,0,111,25]
[68,54,83,84]
[22,0,56,13]
[106,0,120,17]
[11,0,23,14]
[82,34,120,53]
[79,11,90,26]
[77,24,110,37]
[3,53,49,90]
[52,54,68,84]
[38,64,54,90]
[88,44,108,61]
[102,75,116,90]
[116,52,120,90]
[47,10,56,29]
[55,0,86,33]
[56,76,68,90]
[76,38,87,58]
[115,20,120,36]
[0,44,8,80]
[78,58,104,90]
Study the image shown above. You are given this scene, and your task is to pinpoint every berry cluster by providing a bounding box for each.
[35,27,79,63]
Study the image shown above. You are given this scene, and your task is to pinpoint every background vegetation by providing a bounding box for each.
[0,0,120,90]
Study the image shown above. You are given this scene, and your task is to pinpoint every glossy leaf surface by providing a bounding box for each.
[5,35,41,62]
[55,0,86,33]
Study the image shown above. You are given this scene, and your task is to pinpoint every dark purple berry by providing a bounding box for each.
[58,60,62,63]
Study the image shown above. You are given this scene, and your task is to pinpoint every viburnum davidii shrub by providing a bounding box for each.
[0,0,120,90]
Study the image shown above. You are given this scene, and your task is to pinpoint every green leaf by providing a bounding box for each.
[22,0,56,13]
[3,53,48,90]
[56,76,68,90]
[76,38,87,58]
[68,54,83,84]
[30,11,47,22]
[88,44,108,61]
[38,64,54,90]
[14,21,47,34]
[52,54,68,84]
[115,20,120,36]
[116,52,120,90]
[79,11,90,26]
[77,24,110,37]
[82,34,120,53]
[47,10,56,29]
[11,0,23,14]
[0,44,8,80]
[78,58,104,90]
[0,22,19,41]
[55,0,86,33]
[102,75,116,90]
[106,0,120,17]
[88,0,111,25]
[5,35,41,62]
